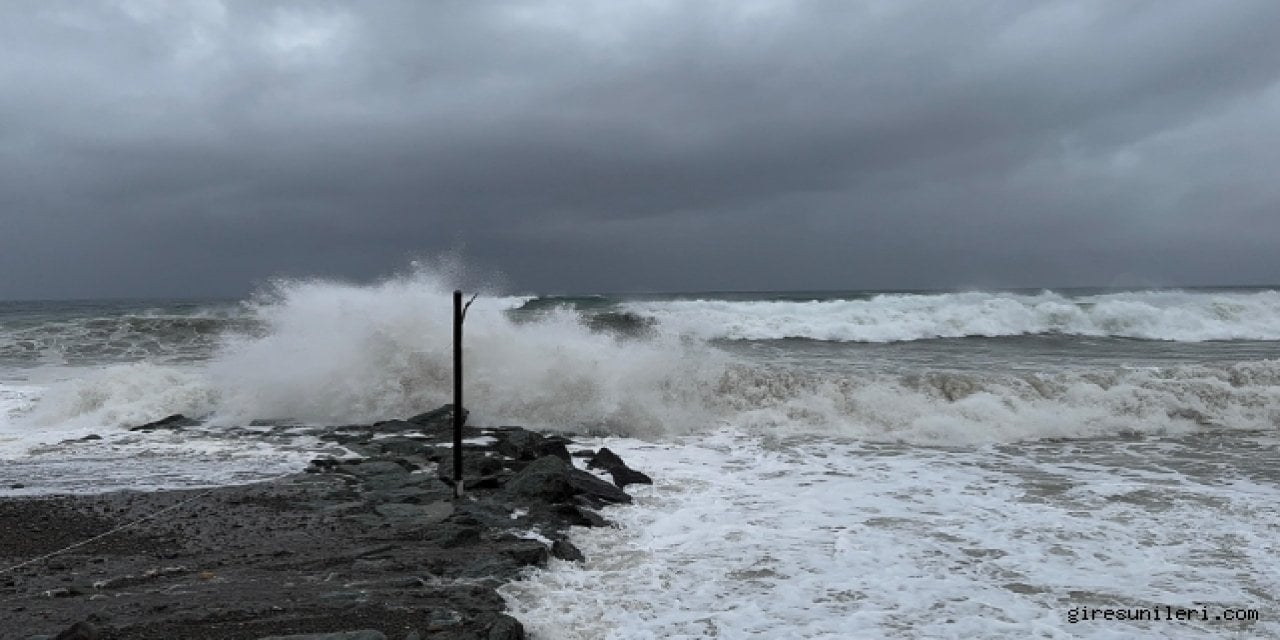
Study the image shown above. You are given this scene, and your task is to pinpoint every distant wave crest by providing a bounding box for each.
[620,290,1280,342]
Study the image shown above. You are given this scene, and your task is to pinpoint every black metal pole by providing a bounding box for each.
[453,289,464,498]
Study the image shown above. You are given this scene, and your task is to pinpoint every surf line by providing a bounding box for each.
[0,471,299,576]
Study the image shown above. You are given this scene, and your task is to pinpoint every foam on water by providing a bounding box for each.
[501,431,1280,639]
[0,382,61,455]
[14,275,1280,446]
[0,428,324,496]
[0,380,319,494]
[705,359,1280,444]
[622,289,1280,342]
[20,363,217,431]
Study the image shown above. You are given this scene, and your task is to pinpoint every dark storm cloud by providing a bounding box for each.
[2,0,1279,298]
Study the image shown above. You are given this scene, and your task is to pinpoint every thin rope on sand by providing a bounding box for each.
[0,472,299,576]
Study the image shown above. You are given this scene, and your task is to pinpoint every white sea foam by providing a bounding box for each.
[501,431,1280,639]
[704,360,1280,444]
[1,379,318,493]
[0,382,42,454]
[0,383,36,419]
[16,275,1280,445]
[623,290,1280,342]
[21,363,217,431]
[0,425,324,495]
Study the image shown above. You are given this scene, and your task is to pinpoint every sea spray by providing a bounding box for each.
[13,274,1280,444]
[22,362,217,431]
[205,272,724,434]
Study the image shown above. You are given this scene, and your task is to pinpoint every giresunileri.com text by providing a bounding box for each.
[1066,606,1260,624]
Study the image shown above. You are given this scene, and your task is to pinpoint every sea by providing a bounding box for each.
[2,270,1278,639]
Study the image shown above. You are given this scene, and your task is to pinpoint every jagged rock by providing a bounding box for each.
[344,443,384,458]
[370,419,424,433]
[501,456,575,503]
[574,493,608,510]
[307,457,360,473]
[607,466,652,488]
[483,614,526,640]
[373,502,453,525]
[425,609,463,630]
[338,460,413,478]
[53,621,99,640]
[585,447,626,472]
[502,539,550,567]
[587,448,653,488]
[551,539,585,562]
[457,556,523,582]
[466,474,506,490]
[363,485,448,504]
[488,428,572,461]
[538,436,573,462]
[437,451,505,481]
[437,526,482,548]
[375,436,429,456]
[494,429,545,460]
[128,414,199,431]
[502,456,633,504]
[406,405,466,431]
[451,499,525,531]
[566,468,632,504]
[556,504,612,528]
[330,459,434,493]
[257,632,386,640]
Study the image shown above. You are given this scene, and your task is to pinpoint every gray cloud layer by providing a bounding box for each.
[2,0,1279,298]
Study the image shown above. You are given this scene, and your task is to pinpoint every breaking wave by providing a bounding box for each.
[621,289,1280,342]
[704,359,1280,443]
[18,275,1280,445]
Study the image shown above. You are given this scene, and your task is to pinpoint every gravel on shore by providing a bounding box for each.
[0,406,650,640]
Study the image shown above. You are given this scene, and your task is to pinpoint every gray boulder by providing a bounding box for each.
[501,456,575,503]
[587,447,653,488]
[257,632,386,640]
[406,405,466,431]
[502,455,632,505]
[551,539,585,562]
[53,621,99,640]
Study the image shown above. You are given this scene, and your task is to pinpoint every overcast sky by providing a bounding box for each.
[2,0,1278,299]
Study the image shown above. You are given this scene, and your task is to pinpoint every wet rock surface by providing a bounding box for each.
[587,448,654,489]
[0,407,647,639]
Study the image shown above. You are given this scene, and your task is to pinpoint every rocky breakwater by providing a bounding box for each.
[0,406,652,640]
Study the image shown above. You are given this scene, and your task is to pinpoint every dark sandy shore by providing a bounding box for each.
[0,407,650,640]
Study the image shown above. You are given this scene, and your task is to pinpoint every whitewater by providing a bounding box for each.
[2,273,1278,637]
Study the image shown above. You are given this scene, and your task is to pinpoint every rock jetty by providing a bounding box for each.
[0,406,649,639]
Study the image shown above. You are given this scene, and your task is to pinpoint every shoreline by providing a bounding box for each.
[0,407,649,639]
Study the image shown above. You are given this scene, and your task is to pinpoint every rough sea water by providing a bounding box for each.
[2,271,1278,638]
